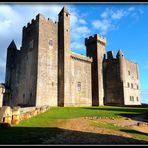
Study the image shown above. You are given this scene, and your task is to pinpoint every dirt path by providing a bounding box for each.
[43,117,148,144]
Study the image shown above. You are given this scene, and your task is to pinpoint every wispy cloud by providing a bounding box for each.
[71,42,86,54]
[111,9,126,20]
[92,6,144,35]
[0,4,90,82]
[69,7,90,52]
[79,19,87,25]
[92,19,114,35]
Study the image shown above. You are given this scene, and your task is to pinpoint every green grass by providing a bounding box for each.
[17,106,148,127]
[93,121,148,142]
[0,106,148,144]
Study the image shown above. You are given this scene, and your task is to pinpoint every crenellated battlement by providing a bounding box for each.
[23,13,57,31]
[85,34,106,46]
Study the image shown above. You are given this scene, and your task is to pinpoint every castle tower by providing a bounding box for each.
[116,49,125,82]
[85,34,106,106]
[35,13,58,106]
[4,40,17,105]
[5,40,17,87]
[58,7,71,106]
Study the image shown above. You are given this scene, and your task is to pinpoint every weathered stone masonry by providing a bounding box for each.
[2,7,141,107]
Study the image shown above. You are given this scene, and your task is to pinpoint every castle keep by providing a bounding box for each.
[1,7,141,107]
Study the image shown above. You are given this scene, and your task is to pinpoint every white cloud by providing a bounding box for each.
[71,42,84,50]
[101,11,109,19]
[111,9,126,20]
[0,4,90,82]
[69,7,90,52]
[128,7,135,12]
[92,6,144,35]
[71,42,86,55]
[100,8,111,19]
[92,19,114,35]
[0,4,65,82]
[79,19,87,25]
[75,26,90,35]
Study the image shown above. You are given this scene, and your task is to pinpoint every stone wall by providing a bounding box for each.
[123,59,141,105]
[0,105,50,126]
[4,15,39,107]
[36,14,58,107]
[103,59,124,105]
[0,87,3,107]
[103,51,140,106]
[14,17,39,107]
[66,53,92,106]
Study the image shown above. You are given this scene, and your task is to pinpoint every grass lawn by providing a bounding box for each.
[0,106,148,144]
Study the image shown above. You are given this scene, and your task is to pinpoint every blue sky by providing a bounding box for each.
[0,3,148,103]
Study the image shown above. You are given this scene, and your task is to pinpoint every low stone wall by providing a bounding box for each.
[0,86,4,107]
[0,105,50,126]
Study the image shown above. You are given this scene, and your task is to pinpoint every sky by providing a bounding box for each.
[0,3,148,104]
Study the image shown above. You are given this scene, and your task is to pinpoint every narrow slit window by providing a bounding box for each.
[49,39,53,49]
[131,83,133,89]
[77,82,81,91]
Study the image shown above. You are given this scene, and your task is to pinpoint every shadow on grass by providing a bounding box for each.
[120,129,148,137]
[0,126,147,145]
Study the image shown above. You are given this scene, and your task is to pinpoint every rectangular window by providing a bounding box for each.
[49,39,53,46]
[127,82,130,88]
[131,83,133,89]
[132,96,134,101]
[128,70,130,75]
[137,85,139,90]
[136,97,139,101]
[130,96,134,101]
[77,82,81,91]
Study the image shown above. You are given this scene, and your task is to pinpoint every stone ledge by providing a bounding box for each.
[0,105,50,127]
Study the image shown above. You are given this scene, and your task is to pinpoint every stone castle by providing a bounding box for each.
[0,7,141,107]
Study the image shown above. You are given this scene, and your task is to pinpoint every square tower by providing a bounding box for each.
[85,34,106,106]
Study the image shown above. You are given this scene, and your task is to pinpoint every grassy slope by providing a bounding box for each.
[0,106,147,144]
[18,106,148,127]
